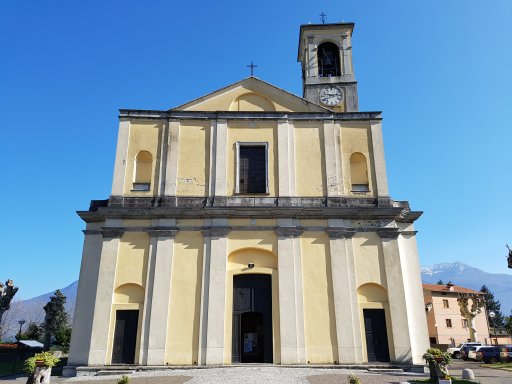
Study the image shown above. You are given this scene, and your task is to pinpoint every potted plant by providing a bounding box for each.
[422,347,452,383]
[25,352,60,384]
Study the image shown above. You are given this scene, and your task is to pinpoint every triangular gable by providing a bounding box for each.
[172,77,330,113]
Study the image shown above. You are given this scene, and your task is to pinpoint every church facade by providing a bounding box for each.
[67,22,429,370]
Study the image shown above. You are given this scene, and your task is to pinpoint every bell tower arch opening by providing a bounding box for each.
[318,42,341,77]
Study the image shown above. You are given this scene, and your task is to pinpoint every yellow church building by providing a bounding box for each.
[67,21,429,373]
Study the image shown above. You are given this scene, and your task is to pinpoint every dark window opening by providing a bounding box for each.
[318,42,341,77]
[239,145,266,194]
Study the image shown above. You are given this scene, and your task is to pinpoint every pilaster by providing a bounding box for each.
[111,119,130,196]
[370,121,389,197]
[276,220,306,364]
[142,220,178,365]
[67,223,103,366]
[165,119,180,196]
[378,228,413,363]
[204,220,230,364]
[87,220,123,365]
[214,119,228,196]
[327,222,363,363]
[323,120,341,196]
[277,119,296,197]
[397,223,430,364]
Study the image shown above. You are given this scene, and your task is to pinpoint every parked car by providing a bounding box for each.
[499,345,512,362]
[447,342,481,358]
[468,345,490,361]
[476,346,501,363]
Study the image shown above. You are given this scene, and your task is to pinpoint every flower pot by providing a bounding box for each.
[434,357,445,363]
[35,360,46,367]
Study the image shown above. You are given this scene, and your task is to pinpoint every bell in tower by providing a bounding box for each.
[298,22,358,112]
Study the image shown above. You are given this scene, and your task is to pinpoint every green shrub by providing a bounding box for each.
[117,375,130,384]
[24,352,60,373]
[348,374,361,384]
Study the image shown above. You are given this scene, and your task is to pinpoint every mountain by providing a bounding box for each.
[421,261,512,316]
[1,281,77,341]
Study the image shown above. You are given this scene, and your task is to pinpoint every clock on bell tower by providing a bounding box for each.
[298,22,358,112]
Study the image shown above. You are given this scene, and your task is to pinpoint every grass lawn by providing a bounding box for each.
[480,362,512,372]
[0,361,24,375]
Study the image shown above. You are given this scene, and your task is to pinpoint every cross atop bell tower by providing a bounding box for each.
[298,22,358,112]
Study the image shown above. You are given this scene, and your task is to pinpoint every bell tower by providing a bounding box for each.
[298,22,358,112]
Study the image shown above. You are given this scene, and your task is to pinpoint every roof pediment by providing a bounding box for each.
[172,77,329,113]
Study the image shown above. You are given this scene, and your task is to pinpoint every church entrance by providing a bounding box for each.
[111,310,138,364]
[232,274,273,363]
[363,309,390,362]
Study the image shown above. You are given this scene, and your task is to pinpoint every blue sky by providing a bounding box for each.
[1,0,511,300]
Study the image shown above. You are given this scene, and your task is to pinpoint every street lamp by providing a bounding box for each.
[17,320,25,341]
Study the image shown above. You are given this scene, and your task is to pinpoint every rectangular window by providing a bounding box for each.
[462,319,468,328]
[443,299,449,308]
[446,319,452,328]
[236,143,268,194]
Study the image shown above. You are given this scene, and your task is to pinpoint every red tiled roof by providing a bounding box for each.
[422,283,482,294]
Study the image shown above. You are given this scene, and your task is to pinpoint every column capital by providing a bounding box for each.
[202,227,231,238]
[377,228,400,239]
[400,230,418,237]
[326,227,356,239]
[147,228,179,238]
[83,229,102,236]
[101,227,124,239]
[276,227,303,238]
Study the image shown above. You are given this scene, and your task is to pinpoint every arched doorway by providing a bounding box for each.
[232,274,273,363]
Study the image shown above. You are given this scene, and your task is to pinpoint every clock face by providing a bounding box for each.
[319,86,343,106]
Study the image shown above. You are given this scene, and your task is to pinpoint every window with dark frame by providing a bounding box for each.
[443,299,449,308]
[239,145,266,194]
[446,319,452,328]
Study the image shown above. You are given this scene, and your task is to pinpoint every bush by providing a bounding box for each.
[24,352,60,373]
[117,375,130,384]
[348,374,361,384]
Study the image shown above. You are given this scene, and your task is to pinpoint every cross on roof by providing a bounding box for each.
[319,12,326,24]
[247,61,258,76]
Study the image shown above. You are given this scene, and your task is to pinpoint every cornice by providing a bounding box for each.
[118,110,382,122]
[275,227,304,238]
[202,227,231,238]
[377,228,400,239]
[326,227,356,239]
[100,227,124,239]
[147,227,179,238]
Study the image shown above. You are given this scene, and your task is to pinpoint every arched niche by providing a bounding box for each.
[350,152,369,192]
[229,93,276,112]
[228,247,277,271]
[114,283,145,304]
[357,283,388,303]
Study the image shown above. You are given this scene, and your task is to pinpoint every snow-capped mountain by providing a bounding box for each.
[421,261,512,315]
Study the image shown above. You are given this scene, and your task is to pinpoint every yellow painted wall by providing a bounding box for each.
[227,122,278,196]
[301,232,338,363]
[115,232,150,288]
[340,124,376,196]
[123,121,162,196]
[166,232,203,364]
[294,123,326,196]
[177,121,210,196]
[227,231,277,255]
[353,233,386,288]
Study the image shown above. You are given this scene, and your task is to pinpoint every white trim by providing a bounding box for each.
[235,141,269,194]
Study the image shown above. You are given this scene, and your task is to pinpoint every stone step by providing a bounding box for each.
[96,370,135,376]
[367,368,404,373]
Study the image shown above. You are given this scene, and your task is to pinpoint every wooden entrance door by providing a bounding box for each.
[363,309,390,362]
[111,310,139,364]
[232,274,272,363]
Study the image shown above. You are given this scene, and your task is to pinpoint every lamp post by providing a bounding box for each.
[17,320,25,341]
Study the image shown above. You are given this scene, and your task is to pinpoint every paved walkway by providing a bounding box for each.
[0,362,510,384]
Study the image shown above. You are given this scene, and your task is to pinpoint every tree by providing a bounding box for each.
[0,279,19,336]
[437,280,444,285]
[505,311,512,335]
[21,322,43,342]
[0,299,23,341]
[457,293,485,342]
[54,326,72,353]
[480,285,505,328]
[42,290,69,350]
